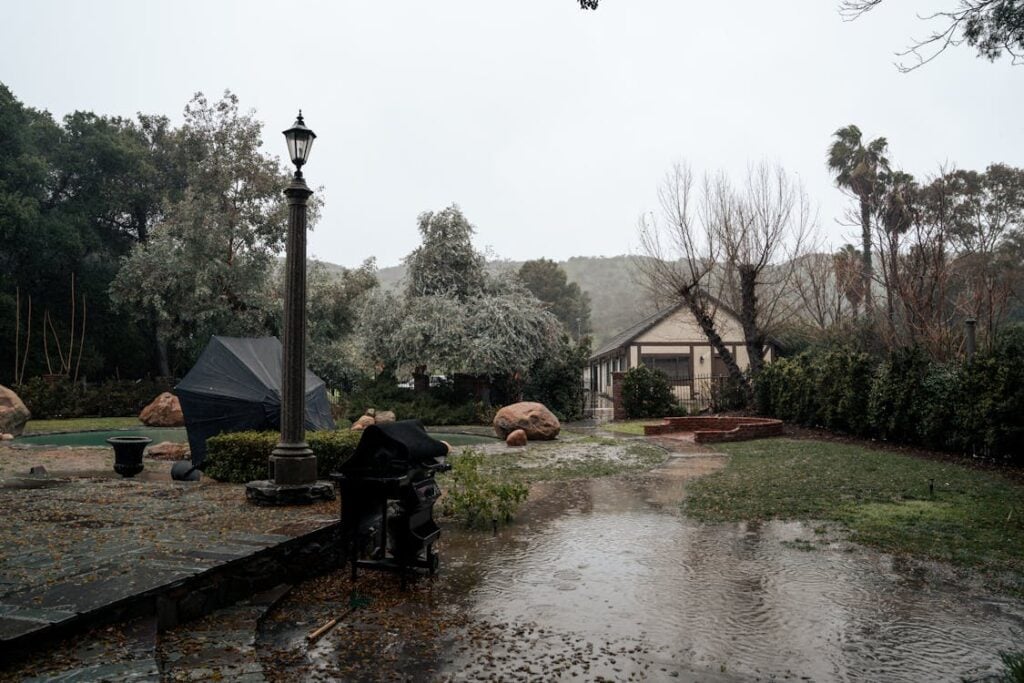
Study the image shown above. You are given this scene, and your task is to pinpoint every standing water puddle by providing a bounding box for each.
[431,455,1024,681]
[260,454,1023,682]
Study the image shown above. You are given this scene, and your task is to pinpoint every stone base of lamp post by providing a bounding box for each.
[245,479,335,506]
[245,451,335,506]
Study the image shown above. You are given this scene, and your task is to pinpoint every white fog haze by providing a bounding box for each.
[2,0,1021,267]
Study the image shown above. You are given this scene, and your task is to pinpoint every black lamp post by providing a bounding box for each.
[245,111,333,506]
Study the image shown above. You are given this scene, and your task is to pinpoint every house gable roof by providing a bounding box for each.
[589,303,683,361]
[588,294,782,363]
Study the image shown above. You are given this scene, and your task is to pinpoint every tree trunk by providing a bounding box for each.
[413,365,429,394]
[152,317,170,377]
[680,287,753,406]
[860,196,874,315]
[738,266,766,381]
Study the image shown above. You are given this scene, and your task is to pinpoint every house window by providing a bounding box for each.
[640,355,691,381]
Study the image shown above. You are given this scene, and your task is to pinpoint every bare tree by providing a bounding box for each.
[716,163,814,378]
[637,161,815,403]
[636,164,743,388]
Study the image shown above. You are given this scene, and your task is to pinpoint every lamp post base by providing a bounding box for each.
[245,479,335,506]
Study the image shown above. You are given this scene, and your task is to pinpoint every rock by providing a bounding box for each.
[0,385,31,437]
[351,415,375,431]
[29,465,47,476]
[493,401,560,441]
[139,392,184,427]
[0,433,13,441]
[506,429,528,447]
[146,441,190,460]
[375,410,396,424]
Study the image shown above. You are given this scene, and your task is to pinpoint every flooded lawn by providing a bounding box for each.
[258,453,1024,682]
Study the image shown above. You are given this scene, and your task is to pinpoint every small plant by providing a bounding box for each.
[1001,651,1024,683]
[440,448,528,529]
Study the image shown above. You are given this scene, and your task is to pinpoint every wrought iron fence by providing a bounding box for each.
[583,373,737,419]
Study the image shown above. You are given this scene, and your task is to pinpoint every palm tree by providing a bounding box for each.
[827,125,890,316]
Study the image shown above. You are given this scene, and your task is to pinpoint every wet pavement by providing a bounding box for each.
[235,445,1024,682]
[5,439,1024,681]
[0,446,337,663]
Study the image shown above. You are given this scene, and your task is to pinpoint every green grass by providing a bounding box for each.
[601,420,661,436]
[444,440,667,489]
[685,438,1024,577]
[22,416,143,434]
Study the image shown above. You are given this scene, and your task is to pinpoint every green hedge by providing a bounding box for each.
[15,377,174,419]
[204,430,362,483]
[756,327,1024,463]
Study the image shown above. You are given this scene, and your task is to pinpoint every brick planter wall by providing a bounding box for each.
[644,416,783,443]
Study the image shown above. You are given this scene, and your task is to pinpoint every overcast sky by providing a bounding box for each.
[2,1,1021,269]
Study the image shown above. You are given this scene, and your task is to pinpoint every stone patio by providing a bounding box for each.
[0,446,340,663]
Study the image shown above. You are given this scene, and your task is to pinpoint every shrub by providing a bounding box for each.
[953,326,1024,459]
[15,377,173,419]
[710,371,748,412]
[343,376,482,426]
[620,365,682,419]
[755,327,1024,463]
[440,449,528,528]
[522,336,590,421]
[204,429,362,483]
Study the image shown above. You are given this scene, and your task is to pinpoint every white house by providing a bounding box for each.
[587,301,776,412]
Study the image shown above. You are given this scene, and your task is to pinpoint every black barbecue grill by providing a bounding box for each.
[331,420,451,587]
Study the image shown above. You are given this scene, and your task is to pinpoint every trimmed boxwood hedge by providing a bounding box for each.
[204,429,362,483]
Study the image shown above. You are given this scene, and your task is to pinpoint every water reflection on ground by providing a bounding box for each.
[431,455,1024,682]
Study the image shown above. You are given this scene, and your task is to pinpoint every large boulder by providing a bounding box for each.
[139,392,184,427]
[0,385,30,437]
[493,402,560,441]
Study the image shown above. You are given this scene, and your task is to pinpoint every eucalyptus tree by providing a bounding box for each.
[827,124,891,316]
[111,91,293,373]
[404,205,487,300]
[357,208,562,396]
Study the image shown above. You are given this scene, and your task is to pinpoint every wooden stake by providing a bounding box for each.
[19,296,31,385]
[14,287,19,384]
[306,617,340,643]
[73,295,86,383]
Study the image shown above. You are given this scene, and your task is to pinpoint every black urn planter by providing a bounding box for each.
[107,436,152,478]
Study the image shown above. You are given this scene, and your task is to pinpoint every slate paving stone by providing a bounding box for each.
[0,446,336,664]
[23,660,162,682]
[227,532,293,547]
[0,616,50,640]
